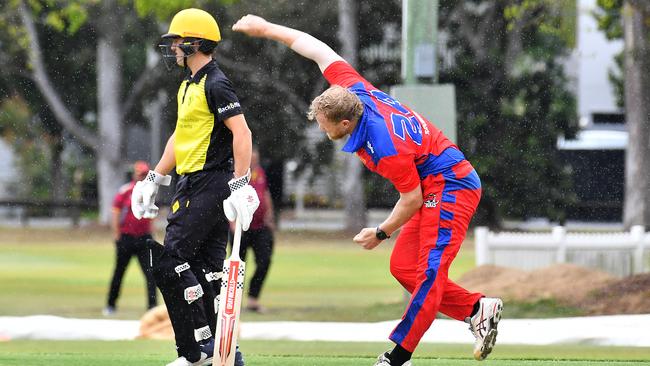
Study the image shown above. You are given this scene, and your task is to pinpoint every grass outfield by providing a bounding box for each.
[0,227,475,321]
[3,227,645,365]
[1,340,649,365]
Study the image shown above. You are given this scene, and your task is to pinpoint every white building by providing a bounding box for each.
[0,139,19,218]
[570,0,625,129]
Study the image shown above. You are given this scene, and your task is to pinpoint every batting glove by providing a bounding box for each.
[223,170,260,231]
[131,170,171,220]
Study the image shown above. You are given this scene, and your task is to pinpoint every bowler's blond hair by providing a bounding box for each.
[307,85,364,123]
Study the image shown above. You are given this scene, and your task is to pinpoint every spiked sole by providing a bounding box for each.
[474,300,503,361]
[474,328,498,360]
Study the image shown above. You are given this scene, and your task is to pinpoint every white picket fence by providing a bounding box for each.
[474,225,650,277]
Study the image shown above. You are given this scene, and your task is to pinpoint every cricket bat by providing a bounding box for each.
[213,217,245,366]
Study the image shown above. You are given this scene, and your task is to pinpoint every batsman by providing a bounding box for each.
[131,8,258,366]
[233,15,503,366]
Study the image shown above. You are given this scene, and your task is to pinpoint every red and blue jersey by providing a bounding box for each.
[323,61,468,193]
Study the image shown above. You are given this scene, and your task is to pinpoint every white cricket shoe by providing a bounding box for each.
[165,352,210,366]
[467,297,503,361]
[373,352,412,366]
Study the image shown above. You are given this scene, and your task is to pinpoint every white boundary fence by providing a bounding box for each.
[474,225,650,277]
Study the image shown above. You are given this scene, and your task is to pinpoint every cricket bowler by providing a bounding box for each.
[233,15,503,366]
[131,8,258,366]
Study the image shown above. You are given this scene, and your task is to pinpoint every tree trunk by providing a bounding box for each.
[50,137,66,217]
[145,90,168,161]
[96,0,124,224]
[338,0,367,233]
[622,1,650,228]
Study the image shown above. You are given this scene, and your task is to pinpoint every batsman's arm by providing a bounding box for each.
[154,132,176,175]
[224,114,253,179]
[232,15,344,72]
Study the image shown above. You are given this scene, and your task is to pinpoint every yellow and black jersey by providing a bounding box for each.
[175,60,243,175]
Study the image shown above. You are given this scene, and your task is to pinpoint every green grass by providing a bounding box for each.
[0,340,649,365]
[0,227,475,321]
[2,228,649,365]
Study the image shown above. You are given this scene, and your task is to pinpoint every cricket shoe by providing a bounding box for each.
[234,345,245,366]
[199,338,214,365]
[102,306,116,316]
[373,352,411,366]
[199,338,244,366]
[467,297,503,361]
[164,353,209,366]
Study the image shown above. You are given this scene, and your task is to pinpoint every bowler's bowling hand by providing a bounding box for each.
[353,227,382,250]
[232,14,270,38]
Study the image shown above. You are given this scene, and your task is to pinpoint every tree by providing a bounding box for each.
[622,1,650,228]
[595,0,650,228]
[438,0,579,226]
[9,0,177,223]
[337,0,367,232]
[220,0,401,217]
[2,0,403,224]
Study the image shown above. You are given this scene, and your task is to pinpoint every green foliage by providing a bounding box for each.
[43,1,89,34]
[0,96,51,200]
[594,0,624,40]
[505,0,577,48]
[133,0,197,20]
[439,1,579,225]
[593,0,640,110]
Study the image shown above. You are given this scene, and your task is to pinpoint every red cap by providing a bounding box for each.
[133,161,150,176]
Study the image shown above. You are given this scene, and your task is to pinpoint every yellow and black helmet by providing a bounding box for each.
[162,8,221,42]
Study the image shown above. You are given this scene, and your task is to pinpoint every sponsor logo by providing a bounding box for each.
[366,141,375,154]
[184,284,203,303]
[413,112,430,135]
[218,102,241,114]
[424,193,439,208]
[225,262,239,314]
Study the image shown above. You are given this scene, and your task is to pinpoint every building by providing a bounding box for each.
[558,0,626,221]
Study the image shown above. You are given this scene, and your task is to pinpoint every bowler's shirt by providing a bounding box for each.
[323,61,464,192]
[175,60,243,175]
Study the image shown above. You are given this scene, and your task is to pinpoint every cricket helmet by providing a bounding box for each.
[162,8,221,42]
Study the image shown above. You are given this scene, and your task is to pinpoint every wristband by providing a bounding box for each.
[145,170,172,186]
[228,169,251,192]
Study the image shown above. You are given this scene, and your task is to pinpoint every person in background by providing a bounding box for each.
[236,147,275,313]
[104,160,157,316]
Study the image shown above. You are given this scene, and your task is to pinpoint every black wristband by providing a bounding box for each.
[375,227,390,240]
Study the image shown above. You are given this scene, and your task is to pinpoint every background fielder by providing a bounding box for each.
[232,14,503,366]
[104,161,157,316]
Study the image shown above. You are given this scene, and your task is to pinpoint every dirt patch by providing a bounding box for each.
[459,264,650,315]
[458,264,621,307]
[578,273,650,315]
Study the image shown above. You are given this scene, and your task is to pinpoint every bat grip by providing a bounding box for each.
[231,216,243,260]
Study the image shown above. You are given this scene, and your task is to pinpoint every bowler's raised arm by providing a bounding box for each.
[232,14,344,72]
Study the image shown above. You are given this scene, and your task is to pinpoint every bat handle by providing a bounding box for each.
[231,216,243,260]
